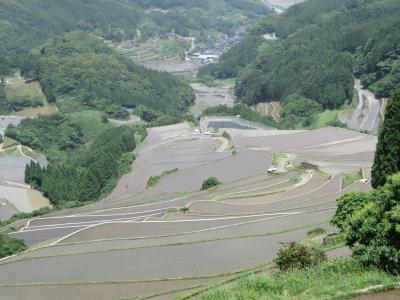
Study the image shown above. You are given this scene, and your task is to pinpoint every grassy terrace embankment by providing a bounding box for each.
[195,259,399,300]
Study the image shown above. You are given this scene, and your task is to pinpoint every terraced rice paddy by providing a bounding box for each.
[190,84,234,117]
[1,124,377,299]
[0,140,49,221]
[108,38,200,76]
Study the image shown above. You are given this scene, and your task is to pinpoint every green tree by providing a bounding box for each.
[331,191,371,232]
[201,177,221,190]
[280,94,322,128]
[0,78,6,100]
[332,173,400,274]
[372,89,400,188]
[25,161,44,190]
[0,233,26,259]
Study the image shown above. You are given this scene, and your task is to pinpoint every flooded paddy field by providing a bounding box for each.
[2,121,376,299]
[142,60,200,76]
[0,278,214,300]
[0,227,314,285]
[201,116,272,133]
[0,146,49,220]
[0,116,24,133]
[190,84,234,117]
[229,127,376,174]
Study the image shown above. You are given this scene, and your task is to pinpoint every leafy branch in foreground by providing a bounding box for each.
[332,172,400,274]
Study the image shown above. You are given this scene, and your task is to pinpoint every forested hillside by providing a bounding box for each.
[24,126,140,205]
[27,32,194,117]
[0,0,269,75]
[201,0,400,108]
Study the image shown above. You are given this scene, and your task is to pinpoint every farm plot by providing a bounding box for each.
[230,127,376,174]
[1,122,376,299]
[0,278,214,300]
[0,227,321,285]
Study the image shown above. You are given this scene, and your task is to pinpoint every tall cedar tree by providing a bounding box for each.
[0,78,6,100]
[372,89,400,188]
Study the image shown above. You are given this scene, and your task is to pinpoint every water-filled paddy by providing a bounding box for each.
[0,147,50,220]
[208,121,255,130]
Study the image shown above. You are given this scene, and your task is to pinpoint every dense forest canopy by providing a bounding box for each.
[28,32,195,117]
[201,0,400,108]
[0,0,270,75]
[24,125,141,205]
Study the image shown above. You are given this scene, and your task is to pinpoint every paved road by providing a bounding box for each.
[339,79,382,135]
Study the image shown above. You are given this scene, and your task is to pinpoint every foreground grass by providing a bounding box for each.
[199,259,399,300]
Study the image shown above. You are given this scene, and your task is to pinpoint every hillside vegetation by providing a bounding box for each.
[201,0,400,112]
[200,259,399,300]
[6,109,146,206]
[28,31,195,117]
[0,0,270,75]
[21,122,145,206]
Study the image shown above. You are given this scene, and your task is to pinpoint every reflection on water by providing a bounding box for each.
[0,147,50,221]
[0,148,32,182]
[0,198,18,221]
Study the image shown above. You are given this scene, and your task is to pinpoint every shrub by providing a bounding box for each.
[0,207,54,227]
[0,233,27,258]
[201,177,221,190]
[275,242,327,272]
